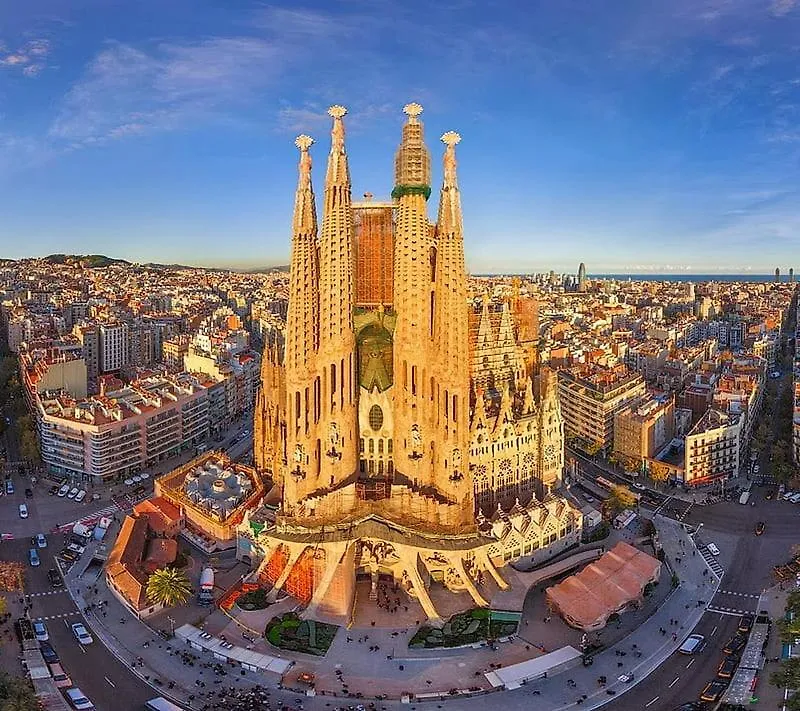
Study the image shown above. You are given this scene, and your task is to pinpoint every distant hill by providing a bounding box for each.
[44,254,132,268]
[244,265,290,274]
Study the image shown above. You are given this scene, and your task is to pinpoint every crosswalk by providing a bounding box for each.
[676,502,694,521]
[55,504,119,533]
[707,605,755,616]
[38,611,80,621]
[717,589,759,600]
[699,546,725,579]
[27,590,68,598]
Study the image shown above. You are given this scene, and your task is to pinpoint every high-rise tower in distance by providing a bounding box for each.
[776,267,781,283]
[250,105,579,623]
[790,268,794,284]
[577,262,587,292]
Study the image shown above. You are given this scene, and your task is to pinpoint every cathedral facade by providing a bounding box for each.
[248,105,580,623]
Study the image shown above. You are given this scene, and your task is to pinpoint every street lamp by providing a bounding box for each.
[167,616,175,636]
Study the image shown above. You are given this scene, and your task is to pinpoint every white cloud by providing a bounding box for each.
[49,38,284,143]
[0,38,51,76]
[771,0,797,16]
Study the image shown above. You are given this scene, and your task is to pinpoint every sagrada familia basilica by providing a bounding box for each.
[245,104,582,623]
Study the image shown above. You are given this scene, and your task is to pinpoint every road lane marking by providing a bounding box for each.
[104,677,115,688]
[711,625,718,637]
[645,697,660,707]
[686,659,695,668]
[669,676,680,688]
[78,644,86,654]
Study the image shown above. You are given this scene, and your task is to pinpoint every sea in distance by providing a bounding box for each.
[590,274,780,283]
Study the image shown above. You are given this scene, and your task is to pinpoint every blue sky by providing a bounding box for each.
[1,0,800,273]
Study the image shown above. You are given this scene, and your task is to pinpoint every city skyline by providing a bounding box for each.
[2,0,800,271]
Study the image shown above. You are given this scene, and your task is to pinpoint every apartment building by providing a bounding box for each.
[683,409,741,487]
[99,323,128,373]
[34,373,210,483]
[614,394,675,463]
[558,364,646,452]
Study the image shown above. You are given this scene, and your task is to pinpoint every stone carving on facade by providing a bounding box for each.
[291,443,306,480]
[358,540,399,567]
[409,423,423,460]
[326,422,342,460]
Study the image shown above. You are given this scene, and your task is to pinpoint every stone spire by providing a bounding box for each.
[392,103,439,495]
[316,105,358,490]
[286,135,320,374]
[392,103,432,200]
[432,130,472,514]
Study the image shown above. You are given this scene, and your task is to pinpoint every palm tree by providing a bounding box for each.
[146,567,192,607]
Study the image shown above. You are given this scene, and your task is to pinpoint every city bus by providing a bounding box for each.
[145,698,186,711]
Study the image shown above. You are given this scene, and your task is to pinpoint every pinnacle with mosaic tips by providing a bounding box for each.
[441,131,461,147]
[403,102,424,118]
[294,135,314,151]
[328,105,348,119]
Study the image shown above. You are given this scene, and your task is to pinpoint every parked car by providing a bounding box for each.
[674,704,704,711]
[722,634,747,655]
[617,672,634,683]
[67,487,79,499]
[71,622,93,645]
[699,679,729,702]
[65,687,95,710]
[36,533,47,548]
[790,493,800,504]
[28,548,40,567]
[74,490,87,503]
[47,569,63,587]
[717,655,739,679]
[678,634,706,655]
[57,484,69,497]
[48,662,71,688]
[755,521,766,536]
[24,488,33,498]
[39,642,59,664]
[738,614,754,634]
[706,543,720,556]
[32,619,49,642]
[5,480,13,495]
[48,485,59,496]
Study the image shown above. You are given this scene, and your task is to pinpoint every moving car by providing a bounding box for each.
[633,482,646,491]
[32,619,49,642]
[674,704,703,711]
[39,642,59,664]
[678,633,706,655]
[24,488,33,498]
[723,634,747,655]
[617,673,634,683]
[74,490,87,503]
[67,487,79,499]
[706,543,720,556]
[755,521,766,536]
[57,484,69,497]
[48,662,72,688]
[65,687,95,710]
[28,548,40,567]
[738,614,754,634]
[791,493,800,504]
[71,622,93,645]
[18,503,28,518]
[699,679,729,702]
[47,569,63,587]
[717,655,739,679]
[5,480,13,495]
[36,533,47,548]
[49,485,59,496]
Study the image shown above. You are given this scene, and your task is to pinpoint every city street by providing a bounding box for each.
[5,536,156,711]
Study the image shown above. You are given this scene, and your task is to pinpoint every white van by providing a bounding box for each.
[679,633,706,654]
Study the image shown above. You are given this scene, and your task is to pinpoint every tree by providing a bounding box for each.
[0,597,6,616]
[606,484,637,515]
[771,658,800,706]
[649,461,671,483]
[0,672,40,711]
[146,567,192,607]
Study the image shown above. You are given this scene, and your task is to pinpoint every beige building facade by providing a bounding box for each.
[249,105,578,624]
